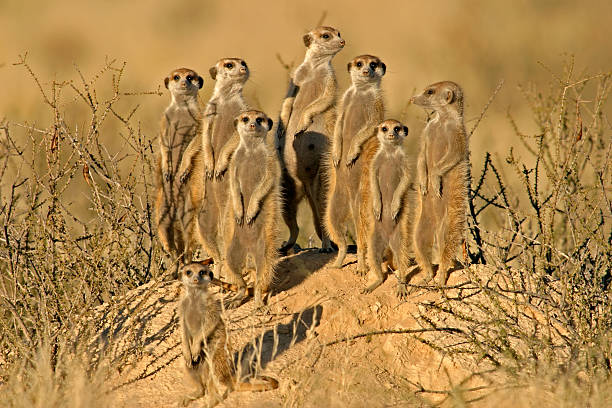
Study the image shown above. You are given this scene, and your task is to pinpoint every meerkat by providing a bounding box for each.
[275,26,345,253]
[411,81,468,286]
[325,54,386,273]
[179,262,279,407]
[178,58,250,271]
[361,120,411,294]
[222,111,281,307]
[155,67,203,263]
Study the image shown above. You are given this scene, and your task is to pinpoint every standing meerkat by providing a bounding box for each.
[325,54,386,273]
[412,81,468,286]
[223,111,281,307]
[179,262,278,407]
[178,58,250,270]
[362,120,411,294]
[275,26,345,253]
[155,67,203,263]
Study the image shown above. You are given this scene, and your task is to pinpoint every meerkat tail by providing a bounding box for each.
[234,376,279,392]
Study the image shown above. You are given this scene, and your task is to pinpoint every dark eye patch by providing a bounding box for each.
[186,75,193,81]
[369,62,377,70]
[356,61,363,68]
[173,75,180,81]
[393,126,400,133]
[199,269,205,277]
[185,269,192,277]
[241,61,247,67]
[225,63,234,69]
[381,126,388,132]
[427,89,434,95]
[242,117,249,123]
[322,33,330,39]
[256,117,263,124]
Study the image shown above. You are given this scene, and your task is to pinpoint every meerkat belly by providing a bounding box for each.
[236,152,268,239]
[378,163,403,234]
[426,125,448,168]
[166,116,199,175]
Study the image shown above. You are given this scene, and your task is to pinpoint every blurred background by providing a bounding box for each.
[1,0,610,245]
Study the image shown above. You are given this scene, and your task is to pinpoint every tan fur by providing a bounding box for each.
[222,111,281,308]
[155,68,203,263]
[361,120,412,294]
[179,262,278,407]
[325,55,386,273]
[412,81,468,285]
[276,26,345,253]
[178,58,250,272]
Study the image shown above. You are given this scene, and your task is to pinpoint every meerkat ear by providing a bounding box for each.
[303,33,312,47]
[403,126,409,135]
[445,89,455,104]
[267,118,273,131]
[164,77,169,89]
[347,62,352,72]
[200,258,214,266]
[197,76,204,89]
[380,63,386,75]
[209,66,217,80]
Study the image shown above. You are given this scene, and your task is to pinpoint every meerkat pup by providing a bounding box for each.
[179,262,278,407]
[326,55,386,273]
[275,26,345,253]
[178,58,250,270]
[361,120,411,294]
[412,81,468,286]
[155,68,203,263]
[222,111,280,307]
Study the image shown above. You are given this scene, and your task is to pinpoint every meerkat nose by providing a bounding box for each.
[250,123,255,129]
[339,39,345,46]
[240,67,247,73]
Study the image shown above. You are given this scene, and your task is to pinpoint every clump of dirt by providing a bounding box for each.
[103,251,512,407]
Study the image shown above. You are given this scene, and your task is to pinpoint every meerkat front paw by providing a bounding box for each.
[245,204,260,226]
[361,278,384,294]
[432,174,442,198]
[391,198,402,222]
[345,148,361,167]
[372,200,382,221]
[331,148,342,168]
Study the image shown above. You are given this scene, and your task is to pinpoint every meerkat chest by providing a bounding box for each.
[164,108,200,148]
[182,295,212,333]
[425,122,450,164]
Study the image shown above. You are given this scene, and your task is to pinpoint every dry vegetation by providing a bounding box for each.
[0,1,611,407]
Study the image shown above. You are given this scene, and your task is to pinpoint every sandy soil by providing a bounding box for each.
[103,250,501,407]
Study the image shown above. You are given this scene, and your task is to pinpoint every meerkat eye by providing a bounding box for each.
[381,126,388,132]
[173,75,180,81]
[337,32,341,37]
[322,33,330,39]
[225,63,234,69]
[242,117,249,123]
[199,269,205,277]
[186,75,193,81]
[369,62,378,70]
[240,61,247,67]
[393,126,401,133]
[356,61,363,68]
[426,89,434,95]
[185,270,192,277]
[256,117,263,125]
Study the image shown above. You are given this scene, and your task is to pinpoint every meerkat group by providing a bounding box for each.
[153,25,469,405]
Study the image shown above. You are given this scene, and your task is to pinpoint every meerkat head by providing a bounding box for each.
[234,110,273,139]
[303,26,345,57]
[180,261,214,289]
[412,81,464,114]
[347,55,386,85]
[164,68,203,96]
[209,58,249,85]
[376,119,408,146]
